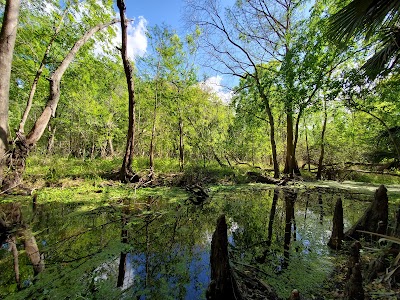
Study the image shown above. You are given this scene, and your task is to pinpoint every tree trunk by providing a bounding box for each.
[305,124,311,172]
[108,135,114,157]
[284,112,295,177]
[259,89,279,178]
[18,6,68,133]
[292,108,303,176]
[118,0,138,183]
[1,19,119,192]
[327,198,344,250]
[316,98,327,180]
[212,149,226,167]
[179,116,184,172]
[0,0,21,185]
[46,125,56,155]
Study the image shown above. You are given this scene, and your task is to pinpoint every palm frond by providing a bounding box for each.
[328,0,400,43]
[363,26,400,77]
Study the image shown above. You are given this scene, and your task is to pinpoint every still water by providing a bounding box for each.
[0,185,370,299]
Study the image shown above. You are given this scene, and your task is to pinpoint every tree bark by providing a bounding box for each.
[118,0,139,183]
[0,0,21,185]
[1,19,119,192]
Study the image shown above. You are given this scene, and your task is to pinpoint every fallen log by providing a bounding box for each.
[247,172,281,184]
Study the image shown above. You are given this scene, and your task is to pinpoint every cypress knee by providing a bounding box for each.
[345,242,364,300]
[345,185,388,240]
[328,198,344,250]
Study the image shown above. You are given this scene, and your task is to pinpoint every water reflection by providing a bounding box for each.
[0,202,45,292]
[0,186,370,299]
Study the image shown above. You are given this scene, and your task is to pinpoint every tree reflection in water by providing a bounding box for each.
[0,186,369,299]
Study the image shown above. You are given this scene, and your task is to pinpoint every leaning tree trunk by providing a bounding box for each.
[18,6,69,134]
[118,0,139,183]
[0,0,21,186]
[1,19,119,192]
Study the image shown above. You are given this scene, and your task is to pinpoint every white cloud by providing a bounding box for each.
[200,75,233,103]
[126,16,148,59]
[100,16,148,60]
[93,15,148,60]
[43,2,60,15]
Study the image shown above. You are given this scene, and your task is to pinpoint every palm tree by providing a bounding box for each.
[328,0,400,77]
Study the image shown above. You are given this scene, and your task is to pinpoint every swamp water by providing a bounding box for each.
[0,185,371,299]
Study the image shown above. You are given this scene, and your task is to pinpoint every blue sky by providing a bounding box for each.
[126,0,185,30]
[118,0,235,101]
